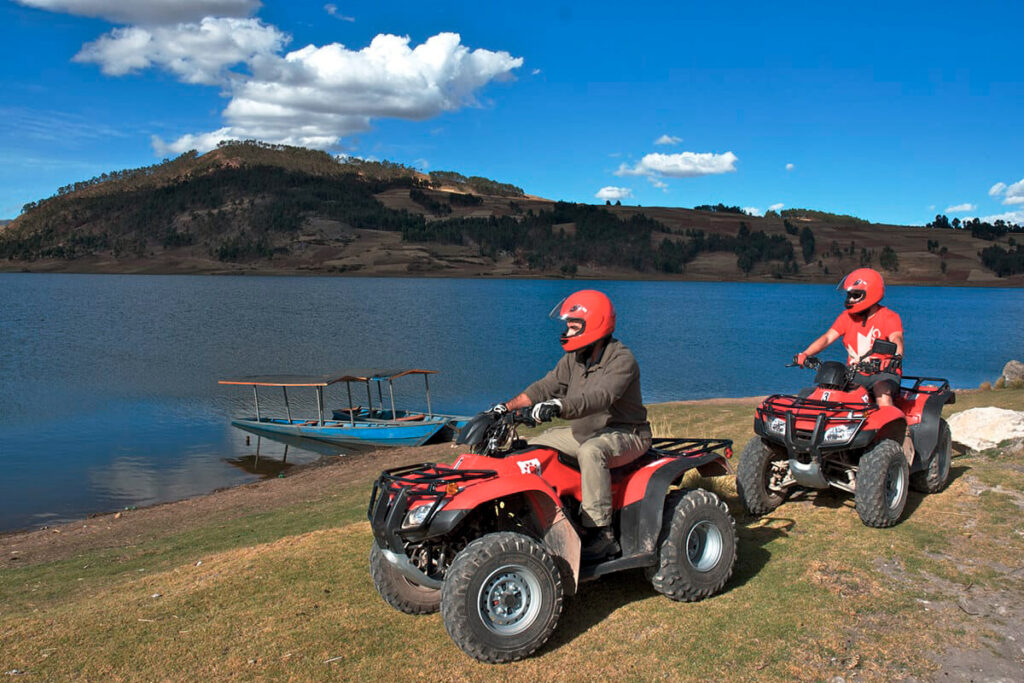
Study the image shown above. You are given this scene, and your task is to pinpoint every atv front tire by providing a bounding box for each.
[737,436,791,515]
[651,489,737,602]
[440,532,563,663]
[369,543,440,615]
[910,419,952,494]
[855,439,909,527]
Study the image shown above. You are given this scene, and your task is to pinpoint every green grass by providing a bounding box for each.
[2,388,1022,681]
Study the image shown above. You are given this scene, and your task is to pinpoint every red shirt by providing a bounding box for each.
[829,306,903,367]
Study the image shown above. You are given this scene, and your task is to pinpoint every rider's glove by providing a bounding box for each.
[794,352,807,367]
[531,399,562,423]
[487,403,509,415]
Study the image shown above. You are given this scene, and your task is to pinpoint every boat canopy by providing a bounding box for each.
[218,369,438,387]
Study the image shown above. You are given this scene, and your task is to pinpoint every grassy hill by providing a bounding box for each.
[1,141,1021,285]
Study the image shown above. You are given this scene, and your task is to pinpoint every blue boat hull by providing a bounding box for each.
[231,417,447,448]
[330,408,471,442]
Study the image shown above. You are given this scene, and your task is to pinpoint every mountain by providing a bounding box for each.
[1,141,1021,284]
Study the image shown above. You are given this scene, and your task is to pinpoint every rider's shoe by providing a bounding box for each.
[581,526,619,562]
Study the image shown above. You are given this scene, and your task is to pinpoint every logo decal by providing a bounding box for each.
[517,458,542,475]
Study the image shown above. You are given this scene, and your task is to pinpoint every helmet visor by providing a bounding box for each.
[549,296,587,345]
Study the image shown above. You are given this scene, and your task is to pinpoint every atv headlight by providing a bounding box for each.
[767,417,787,436]
[823,424,856,443]
[403,501,444,529]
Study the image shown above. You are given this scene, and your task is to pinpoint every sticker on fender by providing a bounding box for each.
[517,458,542,475]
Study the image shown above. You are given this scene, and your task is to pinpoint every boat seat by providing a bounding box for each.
[336,405,362,415]
[394,413,426,422]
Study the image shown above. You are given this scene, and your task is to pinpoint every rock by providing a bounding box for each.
[947,407,1024,451]
[1002,360,1024,386]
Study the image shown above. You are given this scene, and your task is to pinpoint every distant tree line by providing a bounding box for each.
[693,203,745,214]
[927,214,1024,241]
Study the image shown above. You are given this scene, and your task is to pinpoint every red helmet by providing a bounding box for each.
[839,268,885,313]
[550,290,616,352]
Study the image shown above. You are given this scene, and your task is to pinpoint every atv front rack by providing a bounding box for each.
[368,463,496,546]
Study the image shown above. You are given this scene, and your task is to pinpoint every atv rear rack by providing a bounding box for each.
[649,437,733,460]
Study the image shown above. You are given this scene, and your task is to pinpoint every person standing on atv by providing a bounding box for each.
[794,267,904,407]
[491,289,652,560]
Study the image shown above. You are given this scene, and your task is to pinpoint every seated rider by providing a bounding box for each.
[493,290,652,561]
[794,267,904,407]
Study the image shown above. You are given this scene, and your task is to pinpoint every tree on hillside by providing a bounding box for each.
[799,227,815,263]
[879,246,899,272]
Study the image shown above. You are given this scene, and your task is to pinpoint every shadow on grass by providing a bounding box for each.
[543,514,793,653]
[903,463,970,520]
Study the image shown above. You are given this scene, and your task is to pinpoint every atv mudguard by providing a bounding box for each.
[903,380,956,472]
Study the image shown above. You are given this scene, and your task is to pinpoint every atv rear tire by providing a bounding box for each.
[369,543,440,615]
[855,439,909,528]
[440,532,563,663]
[737,436,791,515]
[911,419,952,494]
[650,489,736,602]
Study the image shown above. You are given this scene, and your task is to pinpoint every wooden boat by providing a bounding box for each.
[218,369,462,448]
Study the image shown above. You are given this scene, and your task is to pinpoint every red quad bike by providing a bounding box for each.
[367,409,737,663]
[737,339,955,528]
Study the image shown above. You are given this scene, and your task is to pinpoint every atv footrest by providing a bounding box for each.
[579,552,657,581]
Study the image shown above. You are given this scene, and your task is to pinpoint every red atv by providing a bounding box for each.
[368,409,736,662]
[737,339,955,528]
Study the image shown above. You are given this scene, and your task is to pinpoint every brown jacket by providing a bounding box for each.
[524,338,648,443]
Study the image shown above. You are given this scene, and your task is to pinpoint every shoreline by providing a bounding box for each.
[1,264,1021,287]
[1,389,996,541]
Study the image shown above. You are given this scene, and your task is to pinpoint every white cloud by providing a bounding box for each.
[15,0,259,25]
[28,2,524,154]
[785,163,794,171]
[324,4,354,21]
[988,182,1007,197]
[742,207,763,217]
[769,202,784,212]
[74,18,288,85]
[979,209,1024,225]
[944,203,976,213]
[654,134,682,146]
[646,176,668,190]
[615,151,738,178]
[1003,179,1024,205]
[595,186,633,201]
[531,68,541,76]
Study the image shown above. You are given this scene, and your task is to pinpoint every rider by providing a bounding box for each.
[794,267,904,407]
[493,289,652,560]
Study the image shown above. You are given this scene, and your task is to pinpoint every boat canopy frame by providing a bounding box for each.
[218,369,438,427]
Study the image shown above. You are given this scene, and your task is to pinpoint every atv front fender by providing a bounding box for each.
[448,477,581,595]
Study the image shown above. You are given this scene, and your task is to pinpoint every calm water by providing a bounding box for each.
[1,274,1021,531]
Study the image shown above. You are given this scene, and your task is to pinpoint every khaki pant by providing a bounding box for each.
[528,426,652,527]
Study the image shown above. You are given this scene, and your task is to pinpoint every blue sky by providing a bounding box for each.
[2,0,1022,225]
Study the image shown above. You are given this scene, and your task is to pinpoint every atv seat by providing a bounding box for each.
[556,450,657,481]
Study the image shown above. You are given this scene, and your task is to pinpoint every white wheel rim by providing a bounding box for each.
[885,460,905,509]
[686,521,723,572]
[477,564,542,635]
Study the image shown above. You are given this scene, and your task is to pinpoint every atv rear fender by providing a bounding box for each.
[899,376,955,471]
[618,441,733,557]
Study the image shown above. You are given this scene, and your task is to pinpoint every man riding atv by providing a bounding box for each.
[492,289,652,561]
[795,268,904,410]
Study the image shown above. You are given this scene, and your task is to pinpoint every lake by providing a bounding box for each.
[1,273,1021,531]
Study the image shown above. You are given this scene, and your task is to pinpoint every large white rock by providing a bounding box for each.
[947,407,1024,451]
